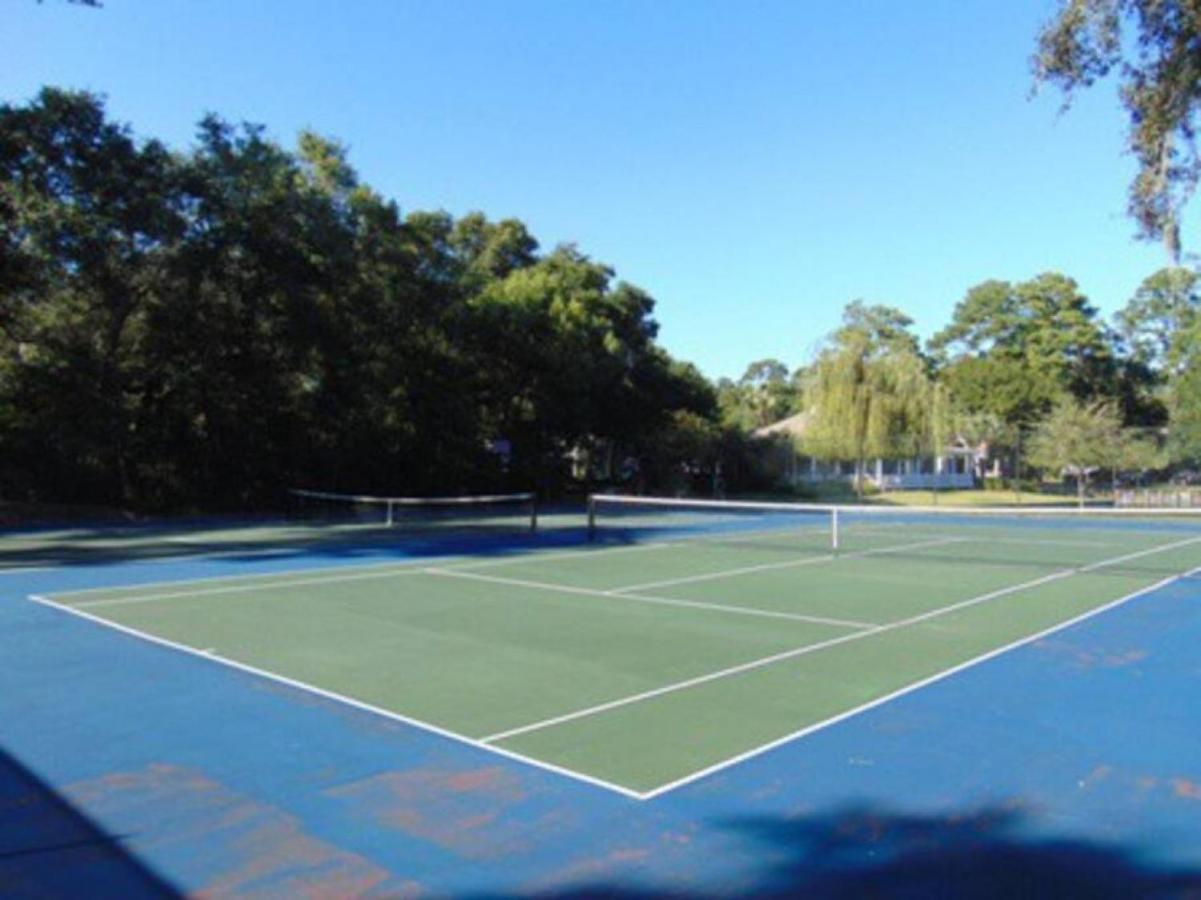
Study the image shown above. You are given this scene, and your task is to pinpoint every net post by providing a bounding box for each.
[587,496,597,541]
[386,500,394,528]
[831,507,840,552]
[529,495,538,532]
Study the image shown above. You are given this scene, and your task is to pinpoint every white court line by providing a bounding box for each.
[480,533,1201,745]
[49,555,464,598]
[29,533,1201,801]
[425,567,878,630]
[0,566,52,575]
[643,560,1201,798]
[960,537,1116,548]
[609,536,965,595]
[73,566,433,609]
[49,531,692,600]
[447,539,685,571]
[26,593,644,801]
[57,525,823,609]
[66,533,953,616]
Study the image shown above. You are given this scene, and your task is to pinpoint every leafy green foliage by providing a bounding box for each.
[6,89,1201,508]
[832,300,921,357]
[0,90,712,509]
[1034,0,1201,259]
[1023,397,1161,499]
[1025,398,1120,500]
[930,273,1117,425]
[1167,318,1201,463]
[801,307,935,493]
[1117,267,1200,372]
[715,358,801,431]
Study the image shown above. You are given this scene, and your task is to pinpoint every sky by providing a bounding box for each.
[5,0,1192,380]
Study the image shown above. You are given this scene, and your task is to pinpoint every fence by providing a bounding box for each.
[1115,489,1201,508]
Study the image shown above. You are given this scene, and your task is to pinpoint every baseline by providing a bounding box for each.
[25,592,643,800]
[643,561,1201,798]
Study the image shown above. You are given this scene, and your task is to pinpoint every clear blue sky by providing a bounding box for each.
[6,1,1192,380]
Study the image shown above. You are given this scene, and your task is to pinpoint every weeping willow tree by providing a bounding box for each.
[802,329,937,496]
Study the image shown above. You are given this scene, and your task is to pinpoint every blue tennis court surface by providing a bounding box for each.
[3,510,1201,896]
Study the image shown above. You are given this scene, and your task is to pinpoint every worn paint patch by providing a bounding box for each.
[325,766,572,861]
[65,764,393,898]
[1172,779,1201,801]
[1078,765,1115,790]
[1034,638,1151,671]
[528,844,654,891]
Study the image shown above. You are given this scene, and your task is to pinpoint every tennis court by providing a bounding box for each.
[29,495,1201,799]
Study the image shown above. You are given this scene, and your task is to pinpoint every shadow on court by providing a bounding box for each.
[2,741,1198,897]
[0,747,178,898]
[0,513,596,571]
[520,805,1201,899]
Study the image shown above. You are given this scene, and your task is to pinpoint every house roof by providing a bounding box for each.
[752,411,810,439]
[754,411,987,459]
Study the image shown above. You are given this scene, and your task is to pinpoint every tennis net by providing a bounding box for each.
[289,489,538,533]
[586,494,1201,578]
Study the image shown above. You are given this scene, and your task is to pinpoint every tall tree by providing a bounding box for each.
[1117,266,1201,372]
[834,300,922,356]
[1035,0,1201,260]
[1025,397,1123,505]
[716,358,799,430]
[930,273,1117,425]
[0,88,183,503]
[1167,318,1201,462]
[0,89,713,509]
[802,304,933,494]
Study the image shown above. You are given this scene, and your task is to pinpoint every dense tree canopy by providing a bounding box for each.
[0,89,714,510]
[929,274,1118,425]
[5,88,1201,510]
[715,358,801,431]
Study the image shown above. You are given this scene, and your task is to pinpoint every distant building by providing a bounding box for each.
[753,412,985,490]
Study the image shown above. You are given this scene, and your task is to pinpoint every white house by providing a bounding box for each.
[753,411,986,490]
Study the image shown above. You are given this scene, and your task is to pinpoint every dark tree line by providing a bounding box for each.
[0,89,715,511]
[6,88,1201,514]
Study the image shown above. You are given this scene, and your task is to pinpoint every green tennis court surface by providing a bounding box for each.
[39,507,1201,796]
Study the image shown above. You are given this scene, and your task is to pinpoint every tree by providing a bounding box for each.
[1110,267,1197,431]
[1111,428,1167,484]
[834,300,921,356]
[1025,398,1123,505]
[1117,267,1201,372]
[1167,318,1201,462]
[715,358,799,431]
[0,89,714,509]
[930,273,1117,427]
[0,88,184,504]
[802,305,933,495]
[1034,0,1201,259]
